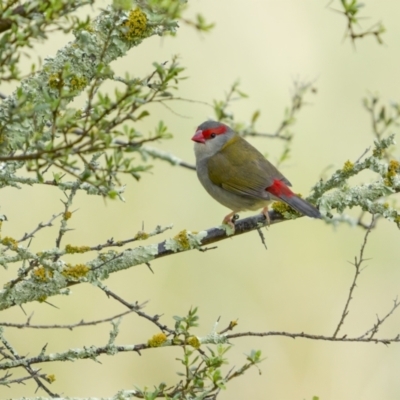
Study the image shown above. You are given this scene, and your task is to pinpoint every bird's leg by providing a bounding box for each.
[262,206,271,226]
[223,211,239,231]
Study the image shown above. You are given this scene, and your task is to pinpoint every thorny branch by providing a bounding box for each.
[358,297,400,340]
[17,212,64,244]
[227,329,400,345]
[1,208,399,395]
[363,94,400,161]
[98,285,175,334]
[0,309,136,330]
[333,215,375,338]
[0,332,58,396]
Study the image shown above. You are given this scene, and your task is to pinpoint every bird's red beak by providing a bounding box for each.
[191,129,205,144]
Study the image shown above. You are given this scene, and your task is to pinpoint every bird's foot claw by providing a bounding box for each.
[262,207,271,226]
[222,212,239,236]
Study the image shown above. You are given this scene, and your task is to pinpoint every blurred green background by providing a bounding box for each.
[2,1,400,399]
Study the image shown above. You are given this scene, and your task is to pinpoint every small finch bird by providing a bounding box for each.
[192,120,321,229]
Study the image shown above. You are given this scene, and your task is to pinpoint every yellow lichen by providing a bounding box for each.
[37,295,48,303]
[70,75,87,91]
[121,8,148,41]
[48,73,63,89]
[384,160,400,186]
[147,332,167,347]
[271,201,301,218]
[62,264,90,279]
[187,336,201,349]
[134,231,150,240]
[64,211,72,220]
[227,319,239,329]
[1,236,18,250]
[388,160,400,177]
[65,244,91,254]
[46,374,56,383]
[33,266,53,282]
[342,160,354,173]
[174,230,190,250]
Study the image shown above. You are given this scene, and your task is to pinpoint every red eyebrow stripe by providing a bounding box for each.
[202,124,227,139]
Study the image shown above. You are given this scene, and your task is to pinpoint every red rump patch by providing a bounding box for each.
[266,179,294,198]
[201,124,227,140]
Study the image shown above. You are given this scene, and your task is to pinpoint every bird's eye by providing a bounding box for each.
[210,133,216,139]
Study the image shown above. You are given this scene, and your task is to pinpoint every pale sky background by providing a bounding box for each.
[2,1,400,399]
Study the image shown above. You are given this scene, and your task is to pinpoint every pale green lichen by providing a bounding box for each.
[86,244,159,281]
[0,5,177,155]
[221,223,235,237]
[139,146,184,166]
[272,200,301,219]
[164,231,207,252]
[0,237,179,311]
[318,181,395,217]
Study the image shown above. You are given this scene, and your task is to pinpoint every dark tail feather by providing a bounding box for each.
[281,195,321,219]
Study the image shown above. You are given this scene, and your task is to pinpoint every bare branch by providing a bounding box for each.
[227,330,399,345]
[358,297,400,340]
[333,215,375,338]
[0,309,136,330]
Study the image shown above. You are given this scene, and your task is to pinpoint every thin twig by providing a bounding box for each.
[0,333,57,396]
[332,215,375,338]
[358,297,400,340]
[98,285,174,334]
[256,227,267,250]
[227,330,399,345]
[17,212,64,243]
[0,309,136,330]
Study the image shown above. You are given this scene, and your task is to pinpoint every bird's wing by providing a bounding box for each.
[207,136,291,199]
